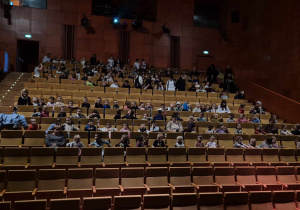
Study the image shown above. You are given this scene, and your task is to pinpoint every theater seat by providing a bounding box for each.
[226,148,248,166]
[50,198,80,210]
[120,168,147,195]
[125,147,147,167]
[145,167,171,194]
[172,193,198,210]
[224,192,249,210]
[214,167,240,192]
[207,148,229,166]
[273,191,297,210]
[14,200,46,210]
[192,167,218,193]
[276,166,300,190]
[147,147,169,167]
[94,168,121,197]
[0,201,10,210]
[169,167,196,193]
[235,166,262,191]
[143,194,170,210]
[244,148,265,166]
[29,148,55,169]
[79,147,102,168]
[82,197,112,210]
[168,147,190,167]
[249,191,273,210]
[103,147,126,168]
[256,167,283,191]
[55,148,79,168]
[188,148,209,166]
[199,192,223,210]
[1,147,29,169]
[114,195,142,210]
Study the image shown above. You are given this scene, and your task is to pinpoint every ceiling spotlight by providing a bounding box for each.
[113,18,119,23]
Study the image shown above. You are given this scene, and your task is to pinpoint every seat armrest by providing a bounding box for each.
[78,162,81,167]
[119,185,124,192]
[32,188,38,196]
[144,184,150,192]
[277,181,288,188]
[191,183,199,190]
[235,182,245,189]
[102,162,106,167]
[167,161,173,166]
[92,186,96,194]
[52,163,56,168]
[0,189,6,197]
[168,184,175,190]
[187,161,194,166]
[63,187,67,194]
[256,182,267,188]
[214,182,223,189]
[125,162,129,167]
[25,163,30,169]
[146,161,151,167]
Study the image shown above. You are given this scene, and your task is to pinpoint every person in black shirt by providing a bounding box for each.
[81,97,91,108]
[81,74,88,81]
[94,97,103,108]
[292,124,300,135]
[18,89,32,105]
[122,110,137,119]
[90,53,97,65]
[234,91,245,99]
[176,75,186,91]
[153,133,166,147]
[143,75,152,90]
[114,110,122,120]
[115,134,130,149]
[122,80,131,88]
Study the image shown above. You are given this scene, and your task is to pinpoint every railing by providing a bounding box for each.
[239,81,300,124]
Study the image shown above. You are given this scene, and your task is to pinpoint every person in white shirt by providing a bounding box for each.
[60,57,66,64]
[141,59,146,69]
[166,77,175,91]
[34,63,43,78]
[216,100,231,113]
[193,103,201,112]
[110,80,119,88]
[133,58,140,70]
[42,53,51,63]
[81,57,86,66]
[52,56,59,63]
[108,55,114,67]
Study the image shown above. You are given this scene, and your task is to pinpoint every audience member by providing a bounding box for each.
[235,123,243,134]
[194,135,205,147]
[206,135,217,148]
[175,136,185,147]
[45,126,66,149]
[18,89,32,105]
[255,125,266,135]
[71,108,86,118]
[280,125,292,135]
[215,123,229,134]
[115,134,130,148]
[233,136,249,148]
[136,135,147,147]
[84,119,96,131]
[28,118,39,130]
[197,112,207,122]
[152,133,165,147]
[166,115,183,132]
[264,120,278,134]
[46,118,62,134]
[89,133,111,147]
[62,117,79,132]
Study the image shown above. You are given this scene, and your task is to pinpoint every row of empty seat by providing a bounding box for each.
[1,147,300,169]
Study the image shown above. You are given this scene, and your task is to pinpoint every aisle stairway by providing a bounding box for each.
[0,72,31,113]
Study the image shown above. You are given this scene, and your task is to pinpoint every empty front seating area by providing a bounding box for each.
[2,168,300,209]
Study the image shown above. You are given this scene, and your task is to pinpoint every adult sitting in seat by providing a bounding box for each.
[166,115,183,132]
[45,126,66,149]
[152,110,164,121]
[254,101,266,114]
[233,136,250,148]
[122,110,137,119]
[18,89,32,105]
[45,118,62,134]
[70,108,86,119]
[216,100,231,113]
[258,136,273,148]
[150,121,163,132]
[264,120,278,134]
[0,112,28,130]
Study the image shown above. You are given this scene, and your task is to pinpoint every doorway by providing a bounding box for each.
[197,55,215,73]
[16,40,39,72]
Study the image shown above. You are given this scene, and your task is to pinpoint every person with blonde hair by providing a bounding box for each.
[66,134,84,155]
[175,136,185,147]
[18,89,32,105]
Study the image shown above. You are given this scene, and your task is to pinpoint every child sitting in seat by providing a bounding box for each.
[206,135,217,148]
[84,119,96,131]
[238,104,245,114]
[32,96,39,106]
[57,107,66,118]
[233,136,249,148]
[235,123,243,134]
[28,118,39,130]
[136,135,147,147]
[81,97,91,108]
[138,123,149,133]
[197,112,207,122]
[227,113,235,123]
[40,105,50,117]
[47,96,56,107]
[206,124,215,134]
[280,125,292,135]
[175,136,185,148]
[194,135,205,147]
[66,134,84,155]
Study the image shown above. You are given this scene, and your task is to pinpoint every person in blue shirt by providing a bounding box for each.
[84,119,96,131]
[250,113,260,124]
[153,110,164,121]
[89,133,111,147]
[103,100,111,111]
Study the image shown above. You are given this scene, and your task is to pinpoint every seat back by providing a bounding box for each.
[188,148,206,163]
[235,167,257,185]
[143,194,170,209]
[279,149,296,163]
[80,148,102,165]
[121,168,144,188]
[103,147,125,164]
[218,134,234,148]
[199,192,223,209]
[147,148,167,163]
[14,200,46,210]
[262,149,279,163]
[214,167,236,185]
[169,167,191,186]
[276,166,297,184]
[56,148,79,165]
[0,202,10,210]
[226,148,245,163]
[273,191,296,210]
[82,197,112,210]
[126,147,146,164]
[3,147,29,166]
[224,192,249,210]
[38,169,66,191]
[67,168,93,190]
[192,167,214,185]
[0,170,6,192]
[145,167,169,187]
[172,193,197,209]
[30,148,55,166]
[95,168,120,189]
[114,195,142,210]
[244,148,262,163]
[249,191,273,210]
[7,170,36,192]
[168,147,187,163]
[207,148,225,163]
[0,130,23,146]
[24,130,46,146]
[50,198,80,210]
[256,167,277,184]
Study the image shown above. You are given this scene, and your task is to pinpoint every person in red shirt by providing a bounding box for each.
[28,118,39,130]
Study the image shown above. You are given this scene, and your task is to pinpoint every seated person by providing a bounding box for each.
[197,112,207,122]
[66,134,84,155]
[233,136,249,148]
[236,114,251,123]
[103,100,111,110]
[264,120,278,134]
[88,110,100,119]
[113,100,119,109]
[175,136,185,147]
[153,133,165,147]
[138,123,149,133]
[115,134,130,148]
[150,121,163,132]
[18,89,32,105]
[258,136,273,148]
[62,117,79,132]
[248,138,257,148]
[28,118,39,130]
[81,97,91,108]
[99,122,117,132]
[57,107,66,118]
[40,105,50,117]
[210,113,223,123]
[84,119,96,131]
[250,113,260,123]
[136,135,147,147]
[292,124,300,135]
[227,113,235,123]
[280,125,292,135]
[215,123,229,134]
[166,115,183,132]
[235,123,243,134]
[206,124,215,134]
[255,125,266,135]
[194,135,205,147]
[152,110,164,120]
[55,96,64,107]
[122,110,137,119]
[89,133,111,147]
[46,118,62,134]
[206,135,217,148]
[46,96,56,107]
[45,126,66,149]
[186,116,196,132]
[71,108,86,118]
